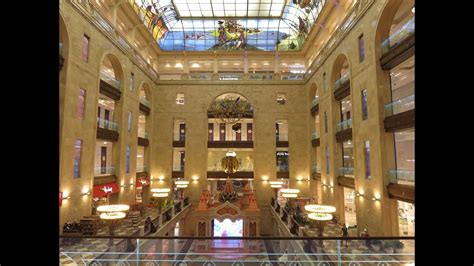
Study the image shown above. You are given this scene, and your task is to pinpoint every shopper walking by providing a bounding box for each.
[341,224,349,247]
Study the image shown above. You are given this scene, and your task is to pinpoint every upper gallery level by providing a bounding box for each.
[63,0,368,79]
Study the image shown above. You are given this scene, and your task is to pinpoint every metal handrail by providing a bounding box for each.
[59,235,415,240]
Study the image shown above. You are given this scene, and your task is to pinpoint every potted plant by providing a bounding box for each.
[369,239,382,252]
[393,240,405,253]
[383,241,394,253]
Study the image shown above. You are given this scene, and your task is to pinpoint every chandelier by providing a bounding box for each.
[208,95,252,125]
[221,151,240,174]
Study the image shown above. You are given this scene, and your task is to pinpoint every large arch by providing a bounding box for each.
[139,81,153,104]
[374,0,415,60]
[308,81,320,102]
[98,52,125,91]
[208,92,253,111]
[330,53,351,86]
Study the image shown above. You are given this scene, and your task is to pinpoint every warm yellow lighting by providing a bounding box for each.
[152,192,169,198]
[296,176,303,181]
[82,187,90,194]
[176,184,188,188]
[175,62,183,68]
[100,212,126,220]
[308,213,333,221]
[191,63,201,68]
[271,184,282,188]
[192,175,199,181]
[151,188,171,193]
[281,188,300,194]
[97,205,130,213]
[158,175,165,180]
[282,193,298,198]
[62,191,71,199]
[175,180,189,185]
[269,181,284,185]
[261,176,269,181]
[304,204,336,213]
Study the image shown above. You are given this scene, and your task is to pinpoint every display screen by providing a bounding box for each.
[213,218,243,237]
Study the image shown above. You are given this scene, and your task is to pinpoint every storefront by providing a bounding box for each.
[343,187,357,227]
[398,200,415,236]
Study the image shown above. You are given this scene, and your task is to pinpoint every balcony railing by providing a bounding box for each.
[312,165,321,174]
[311,97,320,108]
[281,74,304,80]
[173,165,185,172]
[173,133,186,142]
[139,97,150,108]
[277,165,289,172]
[138,131,148,139]
[189,73,213,80]
[339,167,355,177]
[97,117,118,131]
[136,165,147,173]
[219,73,242,80]
[276,133,288,142]
[384,94,415,117]
[389,169,415,185]
[334,72,350,90]
[208,164,254,172]
[94,166,116,176]
[249,74,273,80]
[100,70,121,89]
[311,132,320,140]
[336,118,352,132]
[59,235,414,265]
[381,16,415,55]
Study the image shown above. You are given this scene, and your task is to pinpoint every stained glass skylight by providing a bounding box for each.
[129,0,327,52]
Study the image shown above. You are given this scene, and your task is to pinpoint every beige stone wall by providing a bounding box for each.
[60,0,156,231]
[60,0,411,236]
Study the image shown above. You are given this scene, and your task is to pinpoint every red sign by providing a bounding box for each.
[136,176,150,188]
[93,182,119,198]
[59,192,63,207]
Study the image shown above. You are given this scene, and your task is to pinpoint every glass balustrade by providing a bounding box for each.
[219,74,242,80]
[311,97,320,108]
[276,133,288,142]
[389,169,415,185]
[174,132,186,141]
[311,132,320,140]
[312,165,321,174]
[173,164,185,172]
[97,117,118,131]
[281,74,304,80]
[384,94,415,116]
[334,72,350,90]
[277,165,289,172]
[339,167,355,177]
[136,165,148,172]
[336,119,352,132]
[100,69,121,89]
[60,236,414,265]
[249,74,273,80]
[138,131,148,139]
[139,97,150,107]
[381,16,415,55]
[94,166,116,176]
[189,73,213,80]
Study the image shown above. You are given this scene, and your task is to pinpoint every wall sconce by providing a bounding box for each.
[372,196,381,201]
[296,176,303,181]
[62,193,71,200]
[81,191,91,196]
[261,176,269,181]
[120,184,126,188]
[192,175,199,181]
[158,175,165,181]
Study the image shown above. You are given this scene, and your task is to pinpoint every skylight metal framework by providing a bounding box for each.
[130,0,326,52]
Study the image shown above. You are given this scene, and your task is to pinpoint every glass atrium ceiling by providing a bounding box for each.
[129,0,326,52]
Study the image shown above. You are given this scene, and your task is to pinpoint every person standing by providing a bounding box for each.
[360,228,370,248]
[341,224,349,247]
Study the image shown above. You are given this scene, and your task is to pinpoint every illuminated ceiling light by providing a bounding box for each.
[263,62,270,66]
[282,193,298,198]
[281,188,300,194]
[152,192,169,198]
[269,181,284,185]
[97,205,130,213]
[100,212,126,220]
[233,62,241,66]
[191,63,201,68]
[271,184,282,188]
[175,62,183,68]
[176,184,188,188]
[151,188,171,193]
[304,204,336,213]
[165,63,171,68]
[175,180,189,185]
[308,212,333,221]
